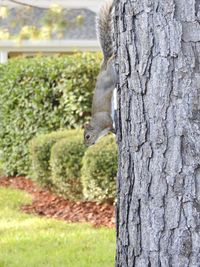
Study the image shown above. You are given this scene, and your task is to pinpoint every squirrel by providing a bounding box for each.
[84,0,117,146]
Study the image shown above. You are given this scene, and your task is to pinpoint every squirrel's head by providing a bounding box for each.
[84,123,111,146]
[84,123,100,146]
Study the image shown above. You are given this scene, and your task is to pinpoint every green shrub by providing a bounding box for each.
[29,129,82,187]
[50,134,86,200]
[0,158,5,177]
[0,53,101,175]
[81,135,117,203]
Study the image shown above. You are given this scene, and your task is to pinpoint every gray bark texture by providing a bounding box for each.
[114,0,200,266]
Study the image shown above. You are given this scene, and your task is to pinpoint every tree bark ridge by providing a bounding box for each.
[115,0,200,266]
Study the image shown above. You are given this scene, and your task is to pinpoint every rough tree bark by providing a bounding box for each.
[114,0,200,266]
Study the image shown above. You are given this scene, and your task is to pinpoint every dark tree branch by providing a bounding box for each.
[8,0,47,9]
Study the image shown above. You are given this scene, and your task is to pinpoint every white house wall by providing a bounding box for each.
[0,40,100,63]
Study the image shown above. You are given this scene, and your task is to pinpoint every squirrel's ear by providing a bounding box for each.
[84,123,93,130]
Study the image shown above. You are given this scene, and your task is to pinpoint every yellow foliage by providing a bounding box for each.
[49,4,63,14]
[18,26,40,40]
[0,5,82,41]
[39,26,52,40]
[0,6,8,19]
[0,28,10,40]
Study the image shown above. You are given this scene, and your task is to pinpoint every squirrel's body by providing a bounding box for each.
[84,1,116,146]
[92,60,115,115]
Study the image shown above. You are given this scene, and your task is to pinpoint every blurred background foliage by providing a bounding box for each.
[0,4,84,41]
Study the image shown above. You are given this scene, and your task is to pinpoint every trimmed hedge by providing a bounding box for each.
[29,129,117,202]
[50,133,86,200]
[0,53,101,175]
[29,129,82,187]
[81,135,117,203]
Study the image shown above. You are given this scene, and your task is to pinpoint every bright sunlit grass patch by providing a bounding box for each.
[0,187,115,267]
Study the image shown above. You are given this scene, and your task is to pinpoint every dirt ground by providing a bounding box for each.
[0,176,115,228]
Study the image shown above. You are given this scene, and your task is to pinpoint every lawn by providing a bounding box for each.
[0,187,115,267]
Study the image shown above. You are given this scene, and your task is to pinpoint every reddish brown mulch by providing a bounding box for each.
[0,176,115,228]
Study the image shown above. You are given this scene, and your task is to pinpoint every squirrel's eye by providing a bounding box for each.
[85,134,90,140]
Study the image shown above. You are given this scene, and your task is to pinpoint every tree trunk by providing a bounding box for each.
[114,0,200,266]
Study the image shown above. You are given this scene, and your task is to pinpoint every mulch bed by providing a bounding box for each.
[0,176,115,228]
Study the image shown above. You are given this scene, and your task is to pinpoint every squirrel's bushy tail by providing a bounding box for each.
[96,0,114,64]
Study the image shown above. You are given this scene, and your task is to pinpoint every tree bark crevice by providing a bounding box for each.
[115,0,200,266]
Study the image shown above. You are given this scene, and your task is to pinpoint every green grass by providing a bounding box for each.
[0,187,115,267]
